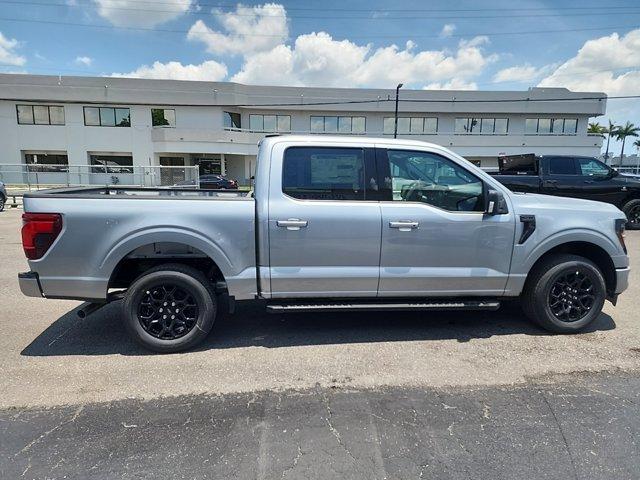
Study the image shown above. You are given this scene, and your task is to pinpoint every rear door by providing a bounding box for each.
[267,143,382,298]
[542,156,582,197]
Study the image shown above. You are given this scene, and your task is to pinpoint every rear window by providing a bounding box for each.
[282,147,366,200]
[548,157,578,175]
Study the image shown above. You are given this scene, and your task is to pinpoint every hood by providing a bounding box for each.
[508,192,624,217]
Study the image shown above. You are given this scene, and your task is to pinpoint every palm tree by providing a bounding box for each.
[603,119,617,164]
[635,139,640,152]
[588,122,607,137]
[615,121,640,166]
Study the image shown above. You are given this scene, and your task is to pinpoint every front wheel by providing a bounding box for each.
[622,199,640,230]
[522,254,606,333]
[122,264,217,353]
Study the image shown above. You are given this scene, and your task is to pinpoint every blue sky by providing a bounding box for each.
[1,0,640,152]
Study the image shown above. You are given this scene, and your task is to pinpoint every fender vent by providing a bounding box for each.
[518,215,536,244]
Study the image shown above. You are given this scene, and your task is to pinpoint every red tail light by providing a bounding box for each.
[22,213,63,260]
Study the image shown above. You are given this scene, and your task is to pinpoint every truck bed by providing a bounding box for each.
[23,186,253,200]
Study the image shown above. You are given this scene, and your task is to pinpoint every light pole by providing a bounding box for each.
[393,83,403,139]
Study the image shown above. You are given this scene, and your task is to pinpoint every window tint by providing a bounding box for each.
[152,108,175,127]
[24,153,69,172]
[578,158,610,176]
[283,147,366,201]
[548,157,578,175]
[382,150,484,212]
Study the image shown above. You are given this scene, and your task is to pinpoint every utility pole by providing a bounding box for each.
[393,83,403,139]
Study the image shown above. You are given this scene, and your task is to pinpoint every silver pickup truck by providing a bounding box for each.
[19,136,630,352]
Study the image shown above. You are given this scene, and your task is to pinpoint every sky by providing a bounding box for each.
[1,0,639,153]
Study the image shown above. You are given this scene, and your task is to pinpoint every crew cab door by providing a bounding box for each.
[376,147,516,296]
[267,143,382,298]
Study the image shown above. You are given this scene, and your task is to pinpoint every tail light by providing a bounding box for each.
[22,213,63,260]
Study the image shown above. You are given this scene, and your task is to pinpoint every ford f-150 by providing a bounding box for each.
[18,136,630,352]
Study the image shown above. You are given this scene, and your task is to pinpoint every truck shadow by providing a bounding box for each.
[21,300,616,357]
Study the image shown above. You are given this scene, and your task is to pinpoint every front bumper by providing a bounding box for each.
[18,272,43,297]
[615,267,630,295]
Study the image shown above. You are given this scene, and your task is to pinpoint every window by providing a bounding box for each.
[84,107,130,127]
[17,105,65,125]
[548,157,577,175]
[223,111,241,129]
[152,108,176,127]
[89,154,134,174]
[249,114,291,132]
[578,158,611,176]
[24,153,69,172]
[381,149,484,212]
[384,117,437,135]
[282,147,366,201]
[525,118,579,134]
[455,117,508,134]
[310,116,365,134]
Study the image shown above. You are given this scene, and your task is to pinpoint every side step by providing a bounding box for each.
[266,300,500,313]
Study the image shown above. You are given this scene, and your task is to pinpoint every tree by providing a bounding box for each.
[615,121,640,166]
[588,122,607,137]
[603,119,617,163]
[635,139,640,152]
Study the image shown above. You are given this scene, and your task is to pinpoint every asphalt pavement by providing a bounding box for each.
[1,207,640,479]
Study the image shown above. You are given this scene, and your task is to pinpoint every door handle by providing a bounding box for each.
[277,219,308,230]
[389,220,419,231]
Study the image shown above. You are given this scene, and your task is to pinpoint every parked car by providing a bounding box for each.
[491,154,640,229]
[0,181,6,212]
[176,175,238,190]
[19,136,629,352]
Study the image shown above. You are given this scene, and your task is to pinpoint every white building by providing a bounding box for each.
[0,74,605,186]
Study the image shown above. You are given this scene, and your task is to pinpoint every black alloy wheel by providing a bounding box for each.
[547,269,596,322]
[137,284,199,340]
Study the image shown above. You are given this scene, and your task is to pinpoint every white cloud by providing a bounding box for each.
[75,56,93,67]
[0,31,25,66]
[493,63,557,83]
[440,24,456,38]
[187,3,288,55]
[93,0,193,27]
[112,60,228,81]
[538,29,640,153]
[231,30,495,88]
[423,79,478,90]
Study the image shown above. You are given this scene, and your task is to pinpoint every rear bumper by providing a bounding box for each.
[615,267,630,295]
[18,271,43,298]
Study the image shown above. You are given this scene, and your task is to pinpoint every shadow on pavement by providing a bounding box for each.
[21,300,616,357]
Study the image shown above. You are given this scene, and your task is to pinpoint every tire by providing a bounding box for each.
[0,195,5,212]
[522,254,606,333]
[622,199,640,230]
[122,263,217,353]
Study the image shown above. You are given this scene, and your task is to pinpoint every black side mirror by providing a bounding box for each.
[485,189,509,215]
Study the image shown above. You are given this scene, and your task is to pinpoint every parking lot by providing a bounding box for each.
[2,207,640,478]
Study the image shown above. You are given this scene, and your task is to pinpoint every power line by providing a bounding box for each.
[0,94,638,108]
[4,1,640,20]
[0,16,637,38]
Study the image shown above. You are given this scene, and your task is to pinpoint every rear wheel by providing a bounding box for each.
[522,254,606,333]
[122,264,217,353]
[622,199,640,230]
[0,196,5,212]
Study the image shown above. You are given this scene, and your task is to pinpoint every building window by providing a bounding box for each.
[84,107,130,127]
[17,105,65,125]
[384,117,438,135]
[151,108,176,127]
[525,118,579,135]
[89,154,134,173]
[24,153,69,172]
[310,116,366,134]
[223,111,241,130]
[249,114,291,132]
[455,117,508,134]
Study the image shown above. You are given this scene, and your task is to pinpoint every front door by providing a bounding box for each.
[376,148,516,296]
[268,144,382,298]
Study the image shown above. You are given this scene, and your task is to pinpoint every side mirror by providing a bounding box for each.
[485,189,509,215]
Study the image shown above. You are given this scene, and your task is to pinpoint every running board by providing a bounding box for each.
[266,300,500,313]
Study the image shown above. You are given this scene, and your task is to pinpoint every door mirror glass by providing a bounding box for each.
[485,189,509,215]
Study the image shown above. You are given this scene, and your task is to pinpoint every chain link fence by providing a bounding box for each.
[0,164,200,190]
